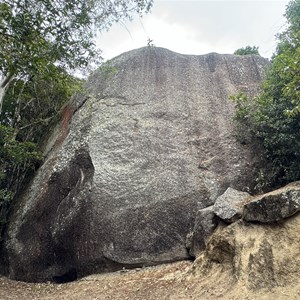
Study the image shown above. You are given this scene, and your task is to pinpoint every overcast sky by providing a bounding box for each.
[97,0,290,60]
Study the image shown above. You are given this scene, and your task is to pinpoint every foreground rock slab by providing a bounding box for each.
[196,212,300,291]
[243,181,300,222]
[2,47,268,282]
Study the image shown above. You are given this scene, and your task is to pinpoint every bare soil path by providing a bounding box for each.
[1,261,300,300]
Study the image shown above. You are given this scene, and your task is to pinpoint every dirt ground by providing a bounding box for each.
[1,260,300,300]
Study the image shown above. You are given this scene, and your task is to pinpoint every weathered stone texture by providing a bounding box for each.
[243,181,300,223]
[196,212,300,290]
[214,187,251,223]
[2,47,269,282]
[188,206,219,257]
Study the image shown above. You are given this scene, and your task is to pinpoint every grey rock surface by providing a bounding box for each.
[214,187,251,223]
[243,181,300,223]
[188,206,219,257]
[2,47,268,282]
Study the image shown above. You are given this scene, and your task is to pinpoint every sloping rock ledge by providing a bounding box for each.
[194,211,300,291]
[193,181,300,291]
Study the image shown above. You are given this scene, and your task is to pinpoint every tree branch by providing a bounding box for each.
[0,72,15,89]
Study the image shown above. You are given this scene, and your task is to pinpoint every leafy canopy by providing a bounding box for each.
[234,46,260,56]
[0,123,42,240]
[231,0,300,189]
[0,66,83,242]
[0,0,153,73]
[0,0,153,112]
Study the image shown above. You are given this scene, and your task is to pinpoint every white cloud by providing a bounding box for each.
[97,0,290,60]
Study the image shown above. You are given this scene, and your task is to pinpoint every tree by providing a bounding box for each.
[0,123,42,241]
[2,65,82,137]
[275,0,300,114]
[234,46,260,56]
[231,0,300,189]
[0,0,153,113]
[254,0,300,185]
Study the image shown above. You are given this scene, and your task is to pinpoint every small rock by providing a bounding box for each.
[213,187,251,223]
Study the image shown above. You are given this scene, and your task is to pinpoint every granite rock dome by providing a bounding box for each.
[2,47,269,282]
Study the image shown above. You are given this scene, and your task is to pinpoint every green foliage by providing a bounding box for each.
[0,64,83,195]
[231,1,300,189]
[230,92,251,123]
[274,0,300,115]
[229,92,254,145]
[0,0,153,74]
[0,189,14,204]
[0,66,81,241]
[0,0,153,242]
[234,46,260,56]
[0,0,153,111]
[0,124,42,191]
[98,61,118,80]
[2,66,83,143]
[255,0,300,186]
[0,123,42,239]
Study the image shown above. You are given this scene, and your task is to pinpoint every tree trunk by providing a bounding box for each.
[0,87,5,115]
[0,72,15,115]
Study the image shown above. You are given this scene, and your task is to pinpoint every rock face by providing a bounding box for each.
[243,181,300,223]
[2,47,269,282]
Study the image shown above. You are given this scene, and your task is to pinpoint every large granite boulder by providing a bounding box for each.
[2,47,269,282]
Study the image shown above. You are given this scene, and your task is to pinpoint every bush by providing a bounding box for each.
[0,67,82,241]
[234,46,260,56]
[231,0,300,190]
